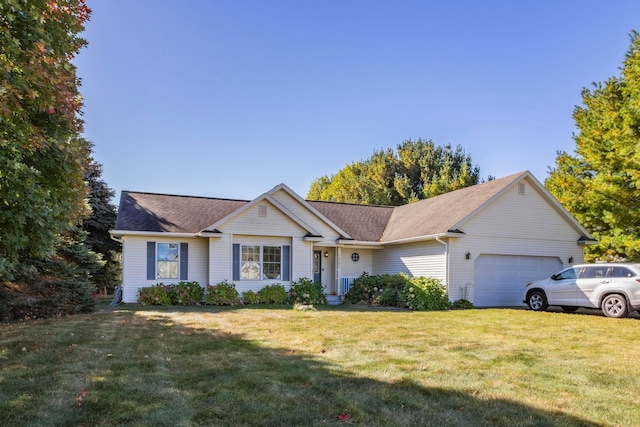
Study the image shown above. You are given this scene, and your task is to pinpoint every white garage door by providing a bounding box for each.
[474,255,562,307]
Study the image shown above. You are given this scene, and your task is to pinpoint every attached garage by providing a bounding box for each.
[473,255,562,307]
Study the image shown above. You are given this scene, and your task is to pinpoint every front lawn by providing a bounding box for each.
[1,304,638,426]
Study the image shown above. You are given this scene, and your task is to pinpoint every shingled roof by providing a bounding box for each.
[308,201,394,242]
[381,172,523,242]
[115,192,249,233]
[113,171,561,242]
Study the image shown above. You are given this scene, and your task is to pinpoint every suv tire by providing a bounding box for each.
[601,294,628,318]
[527,290,548,312]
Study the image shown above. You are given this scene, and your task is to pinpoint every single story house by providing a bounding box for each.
[110,171,596,306]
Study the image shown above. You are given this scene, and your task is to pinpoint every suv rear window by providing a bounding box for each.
[609,266,636,278]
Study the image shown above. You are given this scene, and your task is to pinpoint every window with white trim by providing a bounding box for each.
[157,243,179,279]
[240,245,282,280]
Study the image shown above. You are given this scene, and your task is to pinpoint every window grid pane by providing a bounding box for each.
[241,245,260,279]
[157,243,179,279]
[262,246,281,280]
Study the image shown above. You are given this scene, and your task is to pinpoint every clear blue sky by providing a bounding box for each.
[75,0,640,202]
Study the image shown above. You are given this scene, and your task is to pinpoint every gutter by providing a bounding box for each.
[381,232,463,246]
[435,235,450,298]
[109,230,204,238]
[335,239,384,247]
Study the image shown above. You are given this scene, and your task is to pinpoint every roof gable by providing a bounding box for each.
[204,185,325,236]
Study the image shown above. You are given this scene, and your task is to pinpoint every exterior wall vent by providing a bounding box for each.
[259,205,267,217]
[518,183,525,195]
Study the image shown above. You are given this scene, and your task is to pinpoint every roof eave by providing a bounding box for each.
[381,232,464,246]
[578,237,598,245]
[336,239,384,248]
[109,230,201,238]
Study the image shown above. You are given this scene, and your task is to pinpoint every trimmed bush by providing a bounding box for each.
[242,290,260,304]
[288,278,327,305]
[343,273,449,311]
[206,280,242,306]
[173,281,204,305]
[343,272,408,306]
[400,277,449,311]
[257,284,287,304]
[138,282,203,306]
[139,284,173,305]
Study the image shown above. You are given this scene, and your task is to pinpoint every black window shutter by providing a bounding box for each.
[146,242,156,280]
[232,244,240,281]
[180,243,188,280]
[282,245,290,281]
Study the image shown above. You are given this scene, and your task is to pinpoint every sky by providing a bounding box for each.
[75,0,640,202]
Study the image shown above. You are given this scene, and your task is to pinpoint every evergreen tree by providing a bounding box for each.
[83,149,120,294]
[546,31,640,261]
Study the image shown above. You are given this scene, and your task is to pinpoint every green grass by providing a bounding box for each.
[1,303,639,426]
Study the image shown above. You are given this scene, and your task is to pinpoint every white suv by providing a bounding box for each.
[523,263,640,318]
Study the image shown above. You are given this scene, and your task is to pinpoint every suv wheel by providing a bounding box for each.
[601,294,628,318]
[527,290,548,311]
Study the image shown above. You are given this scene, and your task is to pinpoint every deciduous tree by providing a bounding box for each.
[0,0,91,275]
[307,139,481,205]
[546,31,640,261]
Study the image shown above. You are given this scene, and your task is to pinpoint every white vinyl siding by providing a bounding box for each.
[120,236,208,303]
[340,249,373,278]
[373,241,446,283]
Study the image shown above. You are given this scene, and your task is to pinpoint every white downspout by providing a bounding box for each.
[435,236,449,299]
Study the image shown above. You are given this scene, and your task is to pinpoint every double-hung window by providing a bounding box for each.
[262,246,282,279]
[146,242,188,281]
[241,245,261,279]
[240,245,281,280]
[157,243,179,279]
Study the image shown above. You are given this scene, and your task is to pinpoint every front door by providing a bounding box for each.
[313,251,322,284]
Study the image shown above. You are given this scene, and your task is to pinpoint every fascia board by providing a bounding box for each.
[109,230,201,238]
[380,232,463,246]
